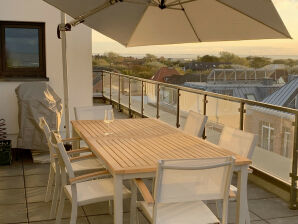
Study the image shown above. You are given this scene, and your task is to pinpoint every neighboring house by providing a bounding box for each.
[0,0,93,145]
[184,81,282,102]
[151,67,180,82]
[245,77,298,159]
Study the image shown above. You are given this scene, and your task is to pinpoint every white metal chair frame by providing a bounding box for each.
[216,126,258,223]
[134,157,235,224]
[52,132,131,224]
[39,117,104,218]
[74,105,113,120]
[183,110,208,138]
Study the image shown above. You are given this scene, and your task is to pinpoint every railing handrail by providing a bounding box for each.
[99,69,298,115]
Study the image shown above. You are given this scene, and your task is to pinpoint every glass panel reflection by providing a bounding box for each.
[5,28,39,68]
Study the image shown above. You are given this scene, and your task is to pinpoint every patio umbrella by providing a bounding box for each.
[42,0,291,136]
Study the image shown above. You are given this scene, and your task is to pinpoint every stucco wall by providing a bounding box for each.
[0,0,92,145]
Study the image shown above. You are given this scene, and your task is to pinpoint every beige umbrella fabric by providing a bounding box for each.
[44,0,291,47]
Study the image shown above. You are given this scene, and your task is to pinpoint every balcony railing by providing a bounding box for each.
[97,69,298,208]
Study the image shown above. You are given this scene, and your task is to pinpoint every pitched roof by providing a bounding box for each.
[262,77,298,107]
[151,67,180,82]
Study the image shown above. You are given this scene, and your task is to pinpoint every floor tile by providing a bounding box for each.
[0,188,26,204]
[0,161,23,177]
[249,198,298,220]
[207,201,261,223]
[268,216,298,224]
[88,213,130,224]
[0,203,28,223]
[251,221,269,224]
[25,174,49,187]
[24,163,50,176]
[28,201,85,222]
[247,182,277,200]
[26,187,47,203]
[30,216,88,224]
[0,175,24,189]
[83,202,110,216]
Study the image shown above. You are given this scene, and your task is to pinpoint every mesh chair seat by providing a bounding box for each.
[52,157,104,174]
[138,200,219,224]
[65,178,131,206]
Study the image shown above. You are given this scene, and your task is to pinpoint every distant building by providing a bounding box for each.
[151,67,180,82]
[184,62,230,71]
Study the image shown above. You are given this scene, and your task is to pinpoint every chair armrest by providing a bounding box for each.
[134,178,154,205]
[67,147,91,155]
[229,190,236,199]
[62,137,81,143]
[69,154,96,162]
[69,170,110,184]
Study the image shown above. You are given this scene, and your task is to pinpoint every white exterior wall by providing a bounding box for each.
[0,0,93,145]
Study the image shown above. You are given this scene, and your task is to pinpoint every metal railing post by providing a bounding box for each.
[109,73,112,104]
[290,114,298,209]
[176,89,180,128]
[101,71,104,97]
[156,84,160,119]
[239,102,245,130]
[129,78,132,118]
[202,94,208,139]
[118,75,121,111]
[141,81,144,117]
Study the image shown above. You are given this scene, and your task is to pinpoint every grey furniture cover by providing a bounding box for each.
[15,82,62,151]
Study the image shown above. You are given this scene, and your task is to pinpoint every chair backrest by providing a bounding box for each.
[153,157,234,224]
[51,132,75,179]
[218,126,258,159]
[183,110,208,138]
[74,105,113,120]
[39,117,56,160]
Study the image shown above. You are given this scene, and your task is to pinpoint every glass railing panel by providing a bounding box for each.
[244,104,295,184]
[119,77,129,107]
[111,74,119,102]
[102,72,110,99]
[205,96,240,144]
[158,86,177,127]
[143,83,157,118]
[179,90,204,130]
[130,79,142,113]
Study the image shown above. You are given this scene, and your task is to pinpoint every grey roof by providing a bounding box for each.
[262,77,298,107]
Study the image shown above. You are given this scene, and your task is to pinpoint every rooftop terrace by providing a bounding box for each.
[1,107,298,224]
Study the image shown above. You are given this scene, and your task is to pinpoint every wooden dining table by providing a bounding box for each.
[72,118,251,224]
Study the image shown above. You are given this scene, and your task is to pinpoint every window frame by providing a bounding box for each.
[0,21,46,80]
[260,121,274,152]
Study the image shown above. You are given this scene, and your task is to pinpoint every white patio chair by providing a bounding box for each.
[134,157,235,224]
[183,110,208,138]
[74,105,112,120]
[39,117,105,218]
[216,126,257,223]
[52,132,131,224]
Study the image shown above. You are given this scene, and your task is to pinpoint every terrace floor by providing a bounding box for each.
[1,107,298,224]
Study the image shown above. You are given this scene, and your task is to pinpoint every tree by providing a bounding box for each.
[247,56,271,68]
[199,55,220,63]
[219,51,249,66]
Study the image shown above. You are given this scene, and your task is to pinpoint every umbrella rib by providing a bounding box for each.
[181,5,202,42]
[215,0,291,39]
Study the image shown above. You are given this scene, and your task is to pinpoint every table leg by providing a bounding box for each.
[114,175,123,224]
[72,127,80,149]
[236,165,250,224]
[130,180,137,224]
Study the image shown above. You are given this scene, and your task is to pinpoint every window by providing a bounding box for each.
[282,127,291,158]
[246,94,256,101]
[0,21,46,80]
[259,121,274,151]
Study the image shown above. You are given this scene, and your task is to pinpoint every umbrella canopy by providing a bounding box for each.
[44,0,290,47]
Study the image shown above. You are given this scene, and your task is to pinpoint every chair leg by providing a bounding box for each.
[215,199,223,219]
[55,189,66,224]
[245,200,251,224]
[130,180,137,224]
[70,200,78,224]
[108,200,113,215]
[45,166,55,202]
[50,169,61,218]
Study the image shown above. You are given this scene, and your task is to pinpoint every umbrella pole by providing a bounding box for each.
[60,12,70,138]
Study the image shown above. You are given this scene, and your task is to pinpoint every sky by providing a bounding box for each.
[92,0,298,58]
